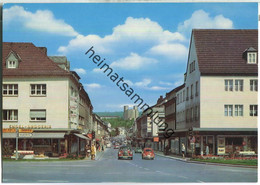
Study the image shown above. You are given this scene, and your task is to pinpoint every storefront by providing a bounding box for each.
[3,130,90,157]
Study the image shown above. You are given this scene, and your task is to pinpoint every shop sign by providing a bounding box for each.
[217,137,225,155]
[19,129,33,133]
[9,125,51,129]
[153,137,159,142]
[19,133,33,137]
[3,128,16,133]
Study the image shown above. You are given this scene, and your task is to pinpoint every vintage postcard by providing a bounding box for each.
[1,1,258,184]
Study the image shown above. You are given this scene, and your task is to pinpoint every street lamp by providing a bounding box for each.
[15,127,19,160]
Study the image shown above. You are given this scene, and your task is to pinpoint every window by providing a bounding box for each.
[195,81,198,96]
[247,53,257,64]
[250,80,258,91]
[191,108,194,121]
[2,84,18,96]
[235,105,243,116]
[177,94,179,104]
[191,84,193,99]
[3,110,18,121]
[180,93,182,103]
[31,84,46,96]
[30,110,46,121]
[235,80,243,91]
[225,80,233,91]
[7,60,17,68]
[190,61,195,73]
[186,87,189,100]
[183,90,185,102]
[250,105,257,117]
[224,105,233,116]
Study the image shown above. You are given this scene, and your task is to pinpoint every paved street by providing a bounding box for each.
[3,148,257,183]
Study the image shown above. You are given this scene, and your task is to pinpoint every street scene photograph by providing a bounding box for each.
[1,1,258,183]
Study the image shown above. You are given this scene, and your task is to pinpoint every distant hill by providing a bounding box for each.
[95,112,124,118]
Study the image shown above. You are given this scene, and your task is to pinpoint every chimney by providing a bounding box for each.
[38,47,47,55]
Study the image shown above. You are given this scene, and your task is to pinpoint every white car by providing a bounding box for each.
[106,143,112,148]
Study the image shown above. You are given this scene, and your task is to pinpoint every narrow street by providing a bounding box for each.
[3,148,257,183]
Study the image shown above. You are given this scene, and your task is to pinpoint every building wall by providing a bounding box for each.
[176,87,186,130]
[3,77,69,129]
[200,76,258,128]
[184,34,201,129]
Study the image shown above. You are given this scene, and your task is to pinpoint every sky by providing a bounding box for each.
[3,3,258,112]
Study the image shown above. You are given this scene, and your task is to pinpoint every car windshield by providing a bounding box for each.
[145,149,152,152]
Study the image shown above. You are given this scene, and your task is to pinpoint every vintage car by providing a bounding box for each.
[142,148,155,160]
[118,146,133,160]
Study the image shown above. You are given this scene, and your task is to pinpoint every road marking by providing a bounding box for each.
[197,180,204,183]
[104,172,122,175]
[38,180,69,183]
[179,175,188,179]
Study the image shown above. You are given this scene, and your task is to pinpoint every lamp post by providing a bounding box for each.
[15,127,19,160]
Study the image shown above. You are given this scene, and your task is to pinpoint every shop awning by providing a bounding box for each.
[3,132,65,139]
[74,133,90,140]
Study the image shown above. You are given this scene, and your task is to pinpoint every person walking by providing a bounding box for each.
[181,143,186,158]
[91,143,96,160]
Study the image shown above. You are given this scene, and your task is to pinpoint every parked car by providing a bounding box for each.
[118,146,133,160]
[134,147,142,153]
[142,148,155,160]
[114,144,120,149]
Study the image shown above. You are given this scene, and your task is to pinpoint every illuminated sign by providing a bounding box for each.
[153,137,159,142]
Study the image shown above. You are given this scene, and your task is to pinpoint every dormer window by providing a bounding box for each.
[243,47,257,64]
[6,51,21,69]
[8,60,17,68]
[247,52,257,64]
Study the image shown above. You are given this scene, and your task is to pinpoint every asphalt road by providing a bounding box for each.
[2,148,257,183]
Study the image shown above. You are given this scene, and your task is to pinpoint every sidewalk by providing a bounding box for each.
[154,151,190,162]
[84,148,107,161]
[154,151,257,168]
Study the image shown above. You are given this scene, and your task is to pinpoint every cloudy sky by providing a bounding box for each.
[3,3,258,112]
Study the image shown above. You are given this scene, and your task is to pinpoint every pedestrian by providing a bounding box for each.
[102,145,104,151]
[91,143,96,160]
[206,145,209,156]
[85,145,91,158]
[181,143,185,158]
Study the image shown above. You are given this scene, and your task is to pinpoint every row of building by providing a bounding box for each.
[2,42,110,157]
[131,29,258,157]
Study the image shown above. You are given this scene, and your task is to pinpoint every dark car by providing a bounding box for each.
[118,146,133,160]
[134,147,142,153]
[142,148,155,160]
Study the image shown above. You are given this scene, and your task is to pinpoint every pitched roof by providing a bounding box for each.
[193,29,258,75]
[3,42,70,77]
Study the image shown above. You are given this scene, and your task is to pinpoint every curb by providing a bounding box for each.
[155,153,188,162]
[187,160,258,168]
[155,153,257,168]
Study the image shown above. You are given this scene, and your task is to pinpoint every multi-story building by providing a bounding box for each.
[173,29,258,156]
[2,42,92,157]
